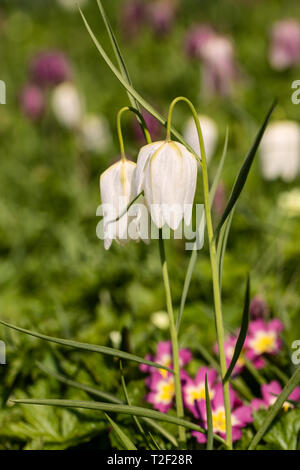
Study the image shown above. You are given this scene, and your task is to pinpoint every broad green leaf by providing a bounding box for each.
[248,363,300,449]
[104,413,137,450]
[253,409,300,450]
[205,374,213,450]
[11,398,227,446]
[223,275,250,384]
[0,320,173,373]
[214,100,277,238]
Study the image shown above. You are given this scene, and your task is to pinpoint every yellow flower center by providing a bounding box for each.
[158,378,175,403]
[159,354,172,378]
[249,331,276,354]
[212,408,226,434]
[186,384,215,406]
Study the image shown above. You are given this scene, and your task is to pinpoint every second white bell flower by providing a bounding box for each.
[135,140,198,230]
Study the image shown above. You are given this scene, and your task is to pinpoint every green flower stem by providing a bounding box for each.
[117,107,152,161]
[158,232,186,447]
[166,97,232,449]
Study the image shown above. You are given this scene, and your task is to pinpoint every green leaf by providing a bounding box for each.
[205,374,213,450]
[215,101,277,238]
[248,363,300,449]
[38,363,177,447]
[104,413,137,450]
[223,275,250,384]
[11,398,227,446]
[253,409,300,450]
[0,320,173,373]
[217,208,235,290]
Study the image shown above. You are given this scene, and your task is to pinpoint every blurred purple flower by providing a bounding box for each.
[120,0,145,41]
[249,295,269,320]
[200,35,238,97]
[20,84,45,120]
[251,381,300,412]
[132,110,162,142]
[184,24,216,59]
[146,0,177,37]
[30,50,72,87]
[269,19,300,70]
[213,181,226,217]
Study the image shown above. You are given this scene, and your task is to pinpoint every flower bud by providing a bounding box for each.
[79,114,111,153]
[20,83,45,121]
[269,19,300,70]
[100,159,137,250]
[135,140,197,230]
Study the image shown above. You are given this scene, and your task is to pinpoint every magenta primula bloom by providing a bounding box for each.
[30,50,72,87]
[251,380,300,412]
[146,371,175,412]
[269,19,300,70]
[182,367,218,418]
[192,383,253,443]
[140,341,192,377]
[245,319,283,360]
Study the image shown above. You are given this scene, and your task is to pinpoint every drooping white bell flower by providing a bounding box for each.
[135,140,197,230]
[183,114,218,162]
[100,159,137,250]
[260,121,300,182]
[51,82,83,129]
[80,114,111,153]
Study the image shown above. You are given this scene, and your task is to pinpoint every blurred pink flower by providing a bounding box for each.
[192,383,253,443]
[120,0,145,41]
[200,35,238,97]
[140,340,192,377]
[251,380,300,412]
[245,319,283,360]
[182,367,218,418]
[269,19,300,70]
[184,24,215,59]
[146,0,177,37]
[20,84,45,120]
[213,182,226,217]
[249,295,269,320]
[30,50,72,87]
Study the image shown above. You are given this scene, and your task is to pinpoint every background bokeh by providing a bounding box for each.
[0,0,300,449]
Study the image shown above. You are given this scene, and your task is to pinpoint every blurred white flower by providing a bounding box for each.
[278,189,300,217]
[80,114,111,153]
[260,121,300,182]
[183,114,218,162]
[151,311,169,330]
[135,140,197,230]
[56,0,88,11]
[51,82,83,129]
[109,330,121,348]
[100,159,138,250]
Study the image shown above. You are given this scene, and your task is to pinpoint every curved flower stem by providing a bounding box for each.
[158,231,186,447]
[166,96,233,449]
[117,106,152,162]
